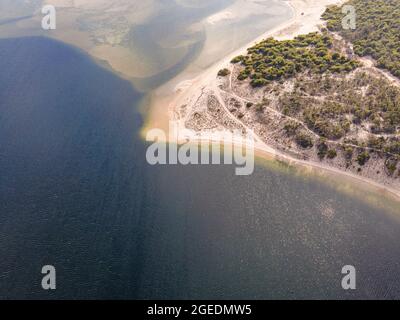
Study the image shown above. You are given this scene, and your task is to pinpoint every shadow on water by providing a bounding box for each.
[1,37,400,299]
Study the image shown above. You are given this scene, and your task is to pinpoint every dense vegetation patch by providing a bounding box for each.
[322,0,400,78]
[231,32,359,87]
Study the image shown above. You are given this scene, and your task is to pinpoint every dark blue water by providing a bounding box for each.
[1,37,400,299]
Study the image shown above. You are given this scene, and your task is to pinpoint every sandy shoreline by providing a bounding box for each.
[152,0,400,201]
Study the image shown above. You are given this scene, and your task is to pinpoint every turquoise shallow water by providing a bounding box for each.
[0,36,400,299]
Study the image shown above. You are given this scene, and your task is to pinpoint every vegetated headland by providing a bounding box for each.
[171,0,400,199]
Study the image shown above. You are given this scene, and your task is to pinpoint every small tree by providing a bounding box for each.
[357,151,370,166]
[218,68,230,77]
[295,132,314,148]
[317,138,328,159]
[327,149,337,159]
[343,146,354,161]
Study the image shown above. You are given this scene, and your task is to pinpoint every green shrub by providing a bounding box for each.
[218,68,230,77]
[343,146,354,161]
[246,102,253,108]
[284,121,300,136]
[295,132,314,148]
[317,139,328,159]
[357,151,370,166]
[327,149,337,159]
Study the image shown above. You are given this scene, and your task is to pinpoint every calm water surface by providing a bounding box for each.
[0,37,400,300]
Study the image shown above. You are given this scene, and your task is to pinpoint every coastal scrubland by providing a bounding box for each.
[205,0,400,186]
